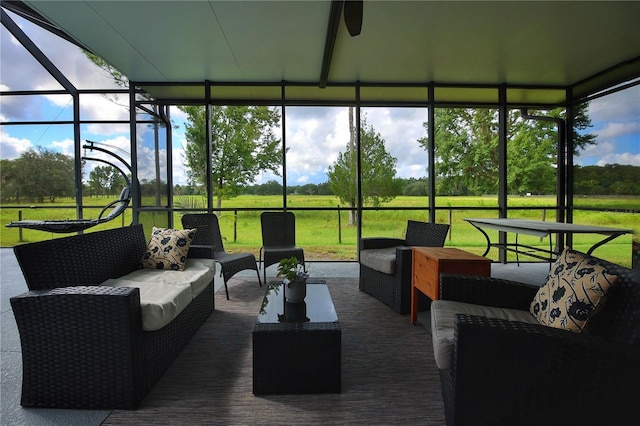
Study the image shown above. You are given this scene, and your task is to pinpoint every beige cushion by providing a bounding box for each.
[101,279,192,331]
[112,258,215,298]
[101,258,215,331]
[530,248,618,333]
[360,246,401,274]
[141,227,196,271]
[430,300,539,370]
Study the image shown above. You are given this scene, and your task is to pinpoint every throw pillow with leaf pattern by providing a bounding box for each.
[141,227,196,271]
[530,247,618,332]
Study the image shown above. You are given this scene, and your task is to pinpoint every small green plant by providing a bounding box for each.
[276,256,308,285]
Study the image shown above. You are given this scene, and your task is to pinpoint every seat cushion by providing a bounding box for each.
[530,247,618,333]
[110,258,215,298]
[430,300,539,370]
[360,246,401,274]
[101,279,193,331]
[101,258,215,331]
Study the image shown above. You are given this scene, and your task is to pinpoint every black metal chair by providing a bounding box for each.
[359,220,450,314]
[259,211,305,280]
[182,213,261,300]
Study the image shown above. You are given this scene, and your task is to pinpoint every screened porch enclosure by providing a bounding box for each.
[1,1,638,267]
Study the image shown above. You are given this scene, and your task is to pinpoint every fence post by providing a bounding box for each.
[18,210,24,242]
[337,205,342,244]
[449,208,453,241]
[234,210,238,242]
[540,209,546,241]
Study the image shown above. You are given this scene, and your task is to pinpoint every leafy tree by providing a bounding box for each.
[316,182,333,195]
[87,165,126,197]
[179,105,282,208]
[419,105,595,196]
[402,178,429,196]
[327,108,399,225]
[0,159,18,203]
[4,148,75,203]
[253,180,284,195]
[299,183,318,195]
[574,164,640,196]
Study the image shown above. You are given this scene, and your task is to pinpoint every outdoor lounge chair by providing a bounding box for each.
[259,211,305,280]
[5,186,131,233]
[359,220,450,314]
[182,213,261,300]
[431,249,640,425]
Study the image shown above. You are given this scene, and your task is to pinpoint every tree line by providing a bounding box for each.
[3,148,639,204]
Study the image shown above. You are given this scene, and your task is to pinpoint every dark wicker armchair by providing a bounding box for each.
[182,213,261,299]
[359,220,449,314]
[432,254,640,426]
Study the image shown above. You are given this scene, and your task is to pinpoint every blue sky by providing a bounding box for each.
[2,10,639,186]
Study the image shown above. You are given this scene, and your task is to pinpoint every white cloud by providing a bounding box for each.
[588,87,640,123]
[597,152,640,167]
[0,129,33,159]
[50,138,75,156]
[172,146,188,185]
[579,141,616,158]
[595,121,640,140]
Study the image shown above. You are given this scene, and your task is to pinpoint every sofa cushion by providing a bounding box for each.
[101,258,215,331]
[430,299,539,370]
[108,258,215,298]
[530,248,618,333]
[141,227,196,271]
[360,246,401,274]
[101,279,193,331]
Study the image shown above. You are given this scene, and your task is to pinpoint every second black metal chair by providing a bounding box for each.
[182,213,261,300]
[259,211,305,280]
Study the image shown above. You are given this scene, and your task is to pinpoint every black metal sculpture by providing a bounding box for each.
[5,141,133,233]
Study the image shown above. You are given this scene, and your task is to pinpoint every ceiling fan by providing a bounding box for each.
[343,0,363,36]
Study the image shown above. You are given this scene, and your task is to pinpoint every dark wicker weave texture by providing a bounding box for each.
[14,224,147,290]
[437,257,640,425]
[182,213,261,299]
[359,221,449,314]
[253,322,341,395]
[10,225,215,409]
[259,211,305,279]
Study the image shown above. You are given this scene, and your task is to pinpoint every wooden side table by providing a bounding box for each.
[411,247,491,324]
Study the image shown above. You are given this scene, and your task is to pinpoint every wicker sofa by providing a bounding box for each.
[9,224,215,409]
[431,249,640,425]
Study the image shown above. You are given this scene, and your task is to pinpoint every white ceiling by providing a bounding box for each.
[18,0,640,104]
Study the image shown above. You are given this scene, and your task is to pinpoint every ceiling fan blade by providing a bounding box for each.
[344,0,363,36]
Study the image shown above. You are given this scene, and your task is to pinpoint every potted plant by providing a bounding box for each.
[277,256,308,303]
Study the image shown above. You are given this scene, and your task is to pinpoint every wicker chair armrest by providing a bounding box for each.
[395,245,413,274]
[10,285,145,409]
[440,273,540,310]
[187,244,214,259]
[449,313,638,423]
[11,285,143,343]
[360,237,405,250]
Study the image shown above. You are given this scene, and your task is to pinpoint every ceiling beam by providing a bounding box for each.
[2,1,92,53]
[319,0,343,88]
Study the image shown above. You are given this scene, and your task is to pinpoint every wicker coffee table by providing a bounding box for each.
[252,279,341,395]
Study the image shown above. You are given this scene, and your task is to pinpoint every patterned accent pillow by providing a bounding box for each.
[530,247,618,332]
[141,227,196,271]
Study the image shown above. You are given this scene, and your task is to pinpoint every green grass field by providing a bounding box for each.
[2,195,638,267]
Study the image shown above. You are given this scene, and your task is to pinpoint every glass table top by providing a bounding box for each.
[257,280,338,324]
